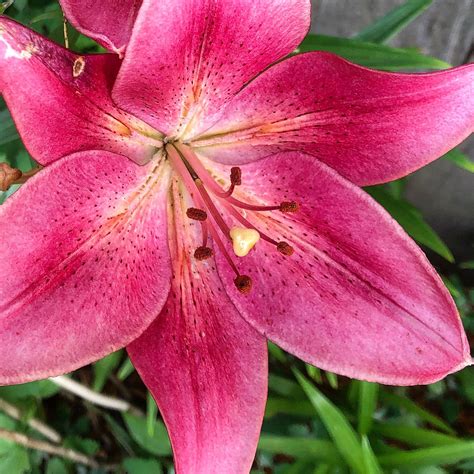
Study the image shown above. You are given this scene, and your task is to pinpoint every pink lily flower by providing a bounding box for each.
[1,1,473,472]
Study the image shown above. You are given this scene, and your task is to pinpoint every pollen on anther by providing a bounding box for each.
[277,241,294,256]
[280,201,299,213]
[234,275,252,294]
[194,246,213,261]
[230,167,242,186]
[186,207,207,221]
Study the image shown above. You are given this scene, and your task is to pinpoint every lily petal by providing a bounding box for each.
[194,52,474,186]
[213,151,470,385]
[0,151,171,384]
[59,0,142,55]
[0,17,158,166]
[113,0,310,138]
[128,178,267,474]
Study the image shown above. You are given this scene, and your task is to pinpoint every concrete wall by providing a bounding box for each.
[310,0,474,261]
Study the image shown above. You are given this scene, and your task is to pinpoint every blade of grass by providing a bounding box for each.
[444,149,474,173]
[358,382,379,435]
[379,391,454,434]
[258,435,340,463]
[355,0,433,43]
[298,34,449,71]
[372,423,459,447]
[265,397,315,419]
[117,358,135,381]
[294,369,364,473]
[362,436,383,474]
[378,442,474,468]
[146,392,158,437]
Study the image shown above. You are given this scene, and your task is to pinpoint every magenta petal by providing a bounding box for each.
[214,152,470,385]
[128,180,267,474]
[0,151,172,384]
[113,0,310,137]
[0,17,157,166]
[59,0,142,55]
[195,52,474,186]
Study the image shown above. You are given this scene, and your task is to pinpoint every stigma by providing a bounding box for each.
[230,227,260,257]
[166,143,298,294]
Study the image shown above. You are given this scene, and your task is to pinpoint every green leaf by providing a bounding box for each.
[265,397,315,418]
[358,382,379,435]
[306,364,323,384]
[258,435,340,463]
[379,391,455,434]
[0,1,14,15]
[355,0,433,44]
[0,445,30,474]
[294,369,365,473]
[122,457,163,474]
[372,422,459,447]
[379,442,474,468]
[366,187,454,262]
[361,436,383,474]
[122,413,171,457]
[64,436,99,456]
[146,392,158,437]
[268,341,287,363]
[45,458,68,474]
[117,358,135,381]
[325,372,338,389]
[0,108,19,146]
[460,261,474,270]
[92,350,123,392]
[298,34,448,71]
[103,413,135,455]
[268,374,304,398]
[444,149,474,173]
[0,380,59,401]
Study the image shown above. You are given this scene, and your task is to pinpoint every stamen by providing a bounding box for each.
[223,201,294,257]
[229,227,260,257]
[0,163,22,192]
[195,178,232,239]
[230,167,242,186]
[186,207,207,221]
[219,166,242,198]
[167,144,243,280]
[168,143,296,293]
[280,201,299,213]
[234,275,252,294]
[194,246,213,261]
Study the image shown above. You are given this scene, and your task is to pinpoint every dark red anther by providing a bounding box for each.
[230,167,242,186]
[0,163,22,192]
[280,201,299,213]
[277,241,294,256]
[186,207,208,221]
[194,246,214,261]
[234,275,252,294]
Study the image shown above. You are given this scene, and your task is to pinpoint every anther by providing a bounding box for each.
[0,163,22,192]
[186,207,207,221]
[194,246,214,261]
[234,275,252,294]
[230,167,242,186]
[277,241,294,256]
[280,201,299,213]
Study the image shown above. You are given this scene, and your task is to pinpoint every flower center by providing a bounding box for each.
[166,142,299,294]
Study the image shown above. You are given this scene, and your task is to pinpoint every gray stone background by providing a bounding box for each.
[310,0,474,267]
